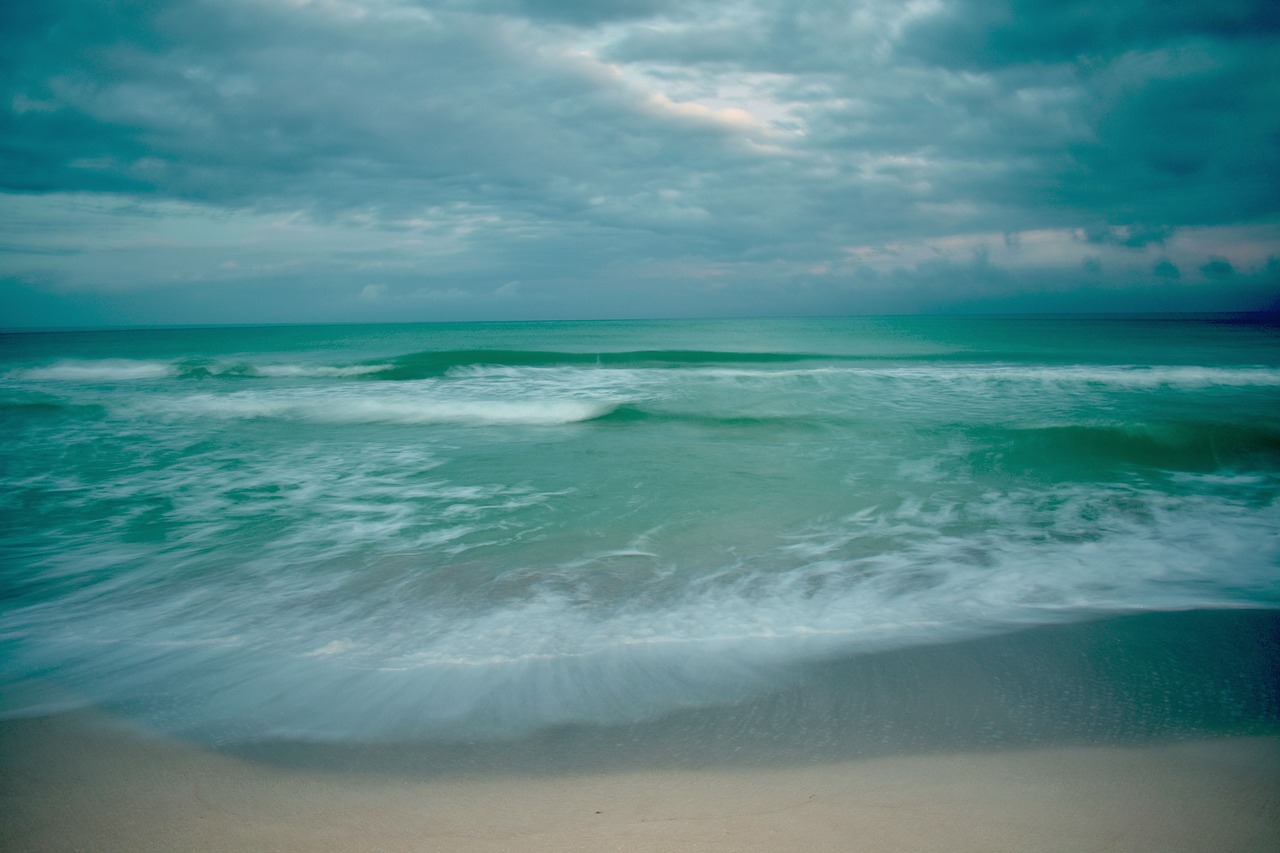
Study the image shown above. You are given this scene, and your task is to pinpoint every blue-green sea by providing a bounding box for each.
[2,315,1278,746]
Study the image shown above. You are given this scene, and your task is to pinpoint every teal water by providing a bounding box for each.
[2,315,1278,743]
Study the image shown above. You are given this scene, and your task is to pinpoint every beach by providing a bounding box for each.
[4,609,1279,852]
[3,712,1277,853]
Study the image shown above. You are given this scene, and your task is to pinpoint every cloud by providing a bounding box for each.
[1083,223,1173,248]
[1153,258,1180,280]
[897,0,1280,69]
[1200,257,1236,280]
[470,0,682,25]
[0,0,1277,325]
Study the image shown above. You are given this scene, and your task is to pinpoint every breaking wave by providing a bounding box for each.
[166,392,614,426]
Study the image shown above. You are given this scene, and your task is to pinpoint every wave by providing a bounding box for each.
[169,393,614,426]
[171,360,396,380]
[375,349,837,379]
[9,358,397,382]
[14,351,1279,393]
[251,363,394,378]
[985,421,1280,474]
[13,359,176,381]
[592,404,832,432]
[3,481,1276,742]
[411,357,1280,391]
[909,364,1280,389]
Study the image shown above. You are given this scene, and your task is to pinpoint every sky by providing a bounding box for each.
[2,0,1278,326]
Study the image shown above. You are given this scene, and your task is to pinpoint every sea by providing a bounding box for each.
[2,315,1278,756]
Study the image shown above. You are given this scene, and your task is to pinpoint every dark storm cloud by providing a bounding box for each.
[5,4,684,200]
[9,3,547,205]
[626,1,1279,231]
[0,0,1276,325]
[897,0,1280,69]
[2,0,825,282]
[886,0,1280,234]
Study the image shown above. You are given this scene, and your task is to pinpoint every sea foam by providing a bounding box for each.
[3,478,1275,741]
[251,363,394,378]
[159,392,613,425]
[15,359,176,381]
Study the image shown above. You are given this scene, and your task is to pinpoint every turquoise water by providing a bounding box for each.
[1,315,1278,743]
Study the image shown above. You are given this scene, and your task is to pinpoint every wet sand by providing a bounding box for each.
[1,711,1277,852]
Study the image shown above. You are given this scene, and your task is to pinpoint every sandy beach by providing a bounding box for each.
[4,710,1278,852]
[5,609,1280,851]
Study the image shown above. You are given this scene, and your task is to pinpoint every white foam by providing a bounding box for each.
[252,363,393,378]
[658,364,1280,388]
[15,359,176,381]
[857,364,1280,388]
[161,486,1280,670]
[159,392,613,426]
[4,481,1277,741]
[443,365,657,402]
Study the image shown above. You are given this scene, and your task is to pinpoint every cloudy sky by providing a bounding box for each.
[2,0,1278,326]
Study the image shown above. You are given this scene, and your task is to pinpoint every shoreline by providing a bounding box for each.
[2,712,1277,852]
[4,609,1279,850]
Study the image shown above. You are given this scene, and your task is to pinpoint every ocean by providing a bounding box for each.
[2,315,1278,754]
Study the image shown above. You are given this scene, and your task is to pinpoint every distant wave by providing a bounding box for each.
[15,353,1279,392]
[10,358,396,382]
[250,363,394,378]
[406,354,1280,389]
[979,421,1280,474]
[896,364,1280,388]
[377,349,837,379]
[173,361,397,380]
[671,363,1280,389]
[592,404,830,431]
[15,359,176,381]
[170,393,614,426]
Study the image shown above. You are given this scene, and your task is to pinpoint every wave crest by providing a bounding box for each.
[171,393,613,426]
[15,360,175,381]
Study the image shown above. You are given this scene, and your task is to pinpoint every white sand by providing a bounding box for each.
[2,712,1277,852]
